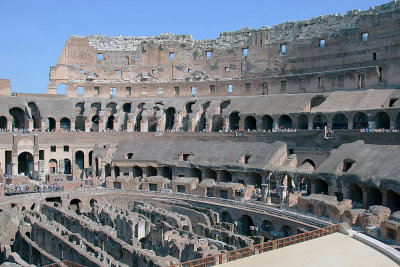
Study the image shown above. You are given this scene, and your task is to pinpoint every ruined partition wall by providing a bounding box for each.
[47,1,400,98]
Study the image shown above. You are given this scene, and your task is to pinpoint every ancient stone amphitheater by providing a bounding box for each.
[1,1,400,266]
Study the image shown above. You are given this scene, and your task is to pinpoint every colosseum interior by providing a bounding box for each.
[1,1,400,266]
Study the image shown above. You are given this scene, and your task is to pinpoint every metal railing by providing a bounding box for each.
[169,224,339,267]
[43,260,86,267]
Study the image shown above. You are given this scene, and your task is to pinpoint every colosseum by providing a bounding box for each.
[1,1,400,266]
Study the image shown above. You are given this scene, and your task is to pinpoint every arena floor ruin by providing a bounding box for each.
[1,1,400,266]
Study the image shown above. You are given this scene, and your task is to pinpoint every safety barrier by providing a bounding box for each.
[169,224,339,267]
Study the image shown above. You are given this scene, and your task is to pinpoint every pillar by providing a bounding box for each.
[55,120,60,131]
[278,185,287,209]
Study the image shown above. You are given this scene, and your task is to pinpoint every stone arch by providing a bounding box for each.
[49,159,57,174]
[387,190,400,212]
[212,115,224,132]
[204,169,217,180]
[121,103,131,131]
[146,166,157,177]
[160,166,172,179]
[64,158,71,174]
[47,117,56,131]
[75,116,85,131]
[280,225,293,237]
[0,116,7,129]
[91,115,100,132]
[165,107,175,130]
[132,166,143,178]
[89,199,97,208]
[28,102,41,129]
[229,112,240,130]
[220,170,232,183]
[244,115,257,131]
[332,113,348,129]
[315,179,328,194]
[313,114,327,129]
[75,151,84,170]
[238,215,254,236]
[191,168,202,181]
[297,114,308,130]
[375,111,390,129]
[353,112,368,129]
[88,151,93,167]
[220,211,233,223]
[181,101,195,131]
[366,187,382,207]
[69,199,82,214]
[18,152,33,175]
[9,107,26,129]
[279,115,292,129]
[349,183,363,206]
[261,115,273,131]
[302,159,315,168]
[60,117,71,131]
[56,83,67,94]
[261,220,273,232]
[197,102,210,132]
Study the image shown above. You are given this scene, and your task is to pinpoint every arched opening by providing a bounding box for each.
[387,190,400,212]
[279,115,292,129]
[238,215,254,236]
[261,220,273,232]
[89,199,97,208]
[244,116,257,131]
[75,151,84,170]
[375,112,390,129]
[133,166,143,178]
[220,170,232,183]
[165,107,175,130]
[220,211,233,223]
[9,107,26,129]
[332,113,348,129]
[121,103,131,131]
[160,166,172,179]
[47,117,56,131]
[366,187,382,207]
[28,102,41,129]
[122,103,131,113]
[69,199,82,214]
[197,102,210,132]
[191,168,202,181]
[60,118,71,131]
[313,114,327,129]
[75,116,85,131]
[18,152,33,176]
[204,169,217,180]
[261,115,273,131]
[0,116,7,129]
[315,179,328,194]
[91,115,100,132]
[56,83,67,95]
[146,166,157,177]
[135,110,143,132]
[49,159,57,174]
[106,115,114,130]
[353,112,368,129]
[248,173,262,187]
[220,100,231,114]
[280,225,293,237]
[310,95,325,108]
[181,102,195,131]
[88,151,93,167]
[297,114,308,130]
[349,183,363,207]
[229,112,240,131]
[64,159,71,174]
[212,115,224,132]
[302,159,315,169]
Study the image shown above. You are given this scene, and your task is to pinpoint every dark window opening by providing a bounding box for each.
[51,146,56,152]
[358,74,365,88]
[174,86,180,95]
[342,159,355,172]
[182,153,190,161]
[281,81,286,91]
[209,85,215,93]
[126,87,131,96]
[64,146,69,152]
[94,87,100,95]
[245,83,251,92]
[39,150,44,160]
[373,53,377,60]
[318,77,324,88]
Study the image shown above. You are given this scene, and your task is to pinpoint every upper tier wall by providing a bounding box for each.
[47,1,400,98]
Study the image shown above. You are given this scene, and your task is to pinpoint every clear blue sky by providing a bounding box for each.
[0,0,390,94]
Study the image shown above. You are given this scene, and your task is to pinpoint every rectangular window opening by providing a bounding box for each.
[97,53,103,61]
[362,32,369,42]
[281,81,286,91]
[157,87,163,95]
[206,51,211,59]
[300,79,305,89]
[227,84,233,93]
[318,77,325,88]
[79,69,84,74]
[245,83,251,92]
[94,86,100,95]
[188,69,192,73]
[115,70,120,74]
[134,57,140,61]
[281,44,286,54]
[39,150,44,160]
[174,86,180,95]
[50,146,56,152]
[319,39,326,48]
[191,87,196,97]
[358,74,365,88]
[126,87,131,96]
[152,70,156,74]
[63,146,69,152]
[209,85,215,93]
[111,87,116,99]
[169,52,175,60]
[242,48,248,56]
[77,86,84,95]
[262,82,268,95]
[225,67,229,72]
[142,87,147,95]
[373,52,377,60]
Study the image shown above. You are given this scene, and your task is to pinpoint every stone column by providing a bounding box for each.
[278,185,287,209]
[261,182,271,204]
[55,120,61,131]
